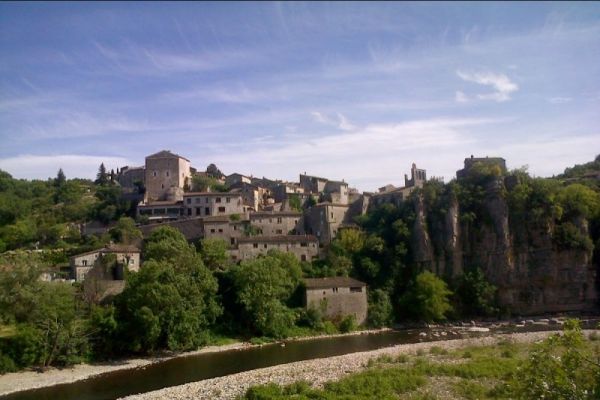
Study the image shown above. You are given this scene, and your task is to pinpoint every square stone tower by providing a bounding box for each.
[144,150,191,202]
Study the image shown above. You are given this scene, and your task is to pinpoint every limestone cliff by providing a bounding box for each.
[412,177,598,315]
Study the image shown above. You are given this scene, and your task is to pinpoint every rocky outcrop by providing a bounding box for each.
[411,177,598,315]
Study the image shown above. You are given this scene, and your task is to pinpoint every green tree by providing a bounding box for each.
[367,289,393,327]
[109,217,142,245]
[231,252,301,338]
[95,163,109,186]
[401,271,453,322]
[115,226,222,352]
[454,268,498,317]
[199,237,230,272]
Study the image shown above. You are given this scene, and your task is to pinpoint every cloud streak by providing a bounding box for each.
[457,70,519,102]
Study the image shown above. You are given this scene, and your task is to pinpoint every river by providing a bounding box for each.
[1,322,594,400]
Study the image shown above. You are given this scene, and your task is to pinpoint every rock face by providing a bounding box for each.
[412,177,598,315]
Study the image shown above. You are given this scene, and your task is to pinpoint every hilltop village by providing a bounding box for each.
[112,150,436,263]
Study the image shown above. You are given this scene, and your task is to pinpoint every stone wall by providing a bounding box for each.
[306,286,367,325]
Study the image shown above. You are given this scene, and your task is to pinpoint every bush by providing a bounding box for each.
[401,271,453,322]
[338,315,357,333]
[367,289,393,327]
[509,319,599,399]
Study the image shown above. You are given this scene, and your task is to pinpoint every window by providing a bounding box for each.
[161,184,164,189]
[231,238,235,245]
[276,229,283,234]
[195,207,200,216]
[187,198,191,204]
[218,228,223,233]
[205,198,209,203]
[129,259,135,265]
[226,197,230,203]
[210,229,215,233]
[350,287,363,293]
[153,171,157,177]
[301,242,308,247]
[166,171,169,177]
[331,212,334,218]
[301,255,306,261]
[218,206,226,213]
[263,244,267,249]
[187,209,192,216]
[332,287,338,293]
[253,243,258,248]
[205,207,210,215]
[277,217,282,223]
[216,197,222,203]
[82,260,87,266]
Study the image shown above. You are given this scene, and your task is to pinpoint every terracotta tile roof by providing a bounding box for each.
[304,277,366,289]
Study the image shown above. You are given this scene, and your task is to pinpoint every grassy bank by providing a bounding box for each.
[240,330,600,400]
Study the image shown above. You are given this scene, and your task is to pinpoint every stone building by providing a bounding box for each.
[404,163,427,188]
[368,163,427,211]
[305,203,352,245]
[232,235,319,262]
[137,200,183,223]
[300,174,349,205]
[304,277,367,325]
[228,182,270,211]
[70,244,140,282]
[139,218,204,242]
[249,211,304,236]
[225,173,252,187]
[116,165,145,192]
[144,150,192,202]
[456,155,507,179]
[201,215,247,246]
[183,192,246,218]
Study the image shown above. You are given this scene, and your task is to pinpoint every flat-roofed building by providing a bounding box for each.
[249,211,304,236]
[70,244,140,282]
[304,277,367,325]
[232,235,319,262]
[183,192,245,218]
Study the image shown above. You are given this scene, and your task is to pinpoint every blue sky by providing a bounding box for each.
[1,2,599,191]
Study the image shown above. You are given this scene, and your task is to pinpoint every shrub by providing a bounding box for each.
[338,315,357,333]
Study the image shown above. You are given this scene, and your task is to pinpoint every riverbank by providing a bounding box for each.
[121,329,600,400]
[0,328,390,397]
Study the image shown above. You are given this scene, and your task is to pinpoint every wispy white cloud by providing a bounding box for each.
[457,70,519,102]
[0,154,133,180]
[208,117,499,190]
[311,111,356,131]
[547,96,572,104]
[455,90,468,103]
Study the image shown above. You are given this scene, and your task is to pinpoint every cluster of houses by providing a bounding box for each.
[68,150,506,324]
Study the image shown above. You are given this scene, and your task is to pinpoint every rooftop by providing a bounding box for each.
[237,235,318,244]
[146,150,190,162]
[304,277,366,289]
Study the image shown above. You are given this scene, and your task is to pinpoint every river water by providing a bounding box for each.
[1,323,591,400]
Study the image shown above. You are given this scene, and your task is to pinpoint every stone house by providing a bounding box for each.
[249,211,304,236]
[225,173,252,187]
[272,182,305,203]
[116,165,145,193]
[456,155,507,179]
[70,244,140,282]
[228,182,270,211]
[232,235,319,262]
[305,203,352,245]
[144,150,192,202]
[304,277,367,325]
[183,192,246,218]
[201,215,247,246]
[137,200,183,223]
